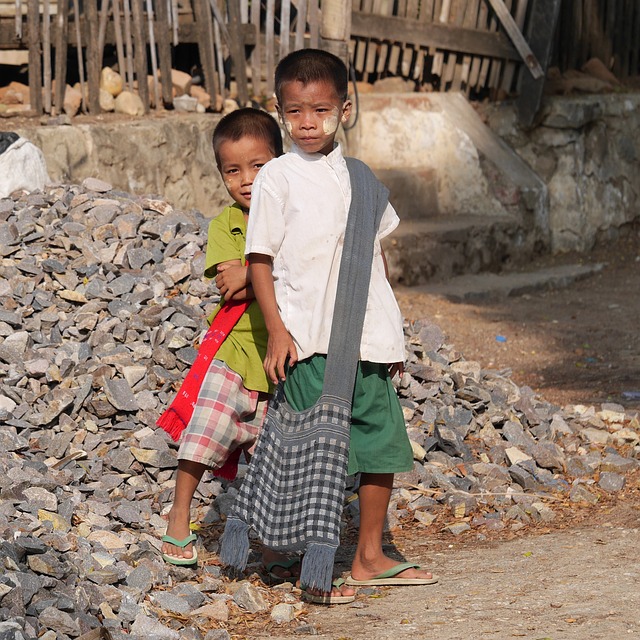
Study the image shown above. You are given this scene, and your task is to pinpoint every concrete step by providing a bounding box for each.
[402,262,605,302]
[383,214,532,286]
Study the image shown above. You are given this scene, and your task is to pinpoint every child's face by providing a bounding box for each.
[217,136,275,212]
[277,80,351,156]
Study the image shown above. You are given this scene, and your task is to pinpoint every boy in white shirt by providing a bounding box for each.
[246,49,438,602]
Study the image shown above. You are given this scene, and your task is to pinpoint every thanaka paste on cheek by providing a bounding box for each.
[322,108,340,135]
[283,118,293,135]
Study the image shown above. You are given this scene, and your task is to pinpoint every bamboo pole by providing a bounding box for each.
[15,0,22,39]
[145,0,161,108]
[227,0,249,105]
[86,0,102,113]
[308,0,319,48]
[265,0,276,96]
[27,0,43,114]
[112,0,127,81]
[131,0,150,111]
[72,0,87,112]
[280,0,291,59]
[122,0,135,91]
[213,12,226,99]
[294,0,308,51]
[171,0,179,46]
[54,0,69,113]
[193,0,217,102]
[250,0,262,97]
[155,0,174,107]
[98,0,111,71]
[42,0,52,113]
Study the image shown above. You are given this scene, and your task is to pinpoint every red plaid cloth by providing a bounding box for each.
[156,299,250,444]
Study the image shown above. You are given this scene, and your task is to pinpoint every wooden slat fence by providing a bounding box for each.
[1,0,639,119]
[350,0,530,96]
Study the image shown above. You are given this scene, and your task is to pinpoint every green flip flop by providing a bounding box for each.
[301,578,356,605]
[264,557,301,581]
[345,562,439,586]
[161,533,198,566]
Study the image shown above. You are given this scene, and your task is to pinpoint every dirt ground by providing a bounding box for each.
[241,232,640,640]
[245,476,640,640]
[395,230,640,412]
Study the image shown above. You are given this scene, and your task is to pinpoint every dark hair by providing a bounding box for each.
[275,48,348,104]
[213,107,283,165]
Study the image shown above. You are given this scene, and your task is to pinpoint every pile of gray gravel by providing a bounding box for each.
[0,180,638,640]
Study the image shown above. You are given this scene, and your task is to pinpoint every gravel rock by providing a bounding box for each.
[0,183,638,637]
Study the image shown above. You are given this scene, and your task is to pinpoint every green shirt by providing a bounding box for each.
[205,203,271,394]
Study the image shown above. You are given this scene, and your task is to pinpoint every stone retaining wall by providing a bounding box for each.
[14,93,640,251]
[482,93,640,251]
[16,114,229,218]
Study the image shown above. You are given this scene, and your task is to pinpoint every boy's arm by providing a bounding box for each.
[215,260,254,301]
[249,253,298,384]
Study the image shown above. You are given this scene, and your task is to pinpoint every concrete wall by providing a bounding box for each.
[17,113,229,218]
[345,94,508,220]
[13,93,640,251]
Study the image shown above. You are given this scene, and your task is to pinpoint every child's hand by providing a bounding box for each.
[216,263,250,300]
[264,327,298,384]
[388,361,404,379]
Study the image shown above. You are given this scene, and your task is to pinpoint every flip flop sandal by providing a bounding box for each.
[345,562,439,586]
[161,533,198,566]
[301,578,356,605]
[264,557,301,581]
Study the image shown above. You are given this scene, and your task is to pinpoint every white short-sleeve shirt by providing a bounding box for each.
[245,143,405,363]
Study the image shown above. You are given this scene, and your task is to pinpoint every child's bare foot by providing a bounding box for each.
[346,557,438,586]
[161,507,197,564]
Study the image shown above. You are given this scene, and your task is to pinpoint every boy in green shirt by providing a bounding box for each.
[160,108,285,567]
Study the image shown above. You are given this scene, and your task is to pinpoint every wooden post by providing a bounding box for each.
[155,0,174,107]
[112,0,127,82]
[227,0,249,104]
[15,0,22,39]
[265,0,276,96]
[145,0,161,108]
[98,0,111,71]
[54,0,69,114]
[122,0,135,91]
[279,0,291,59]
[85,0,102,114]
[42,0,52,113]
[249,0,262,98]
[516,0,561,128]
[319,0,351,64]
[131,0,150,112]
[213,11,226,99]
[294,0,308,51]
[72,0,87,112]
[193,0,218,103]
[27,0,43,114]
